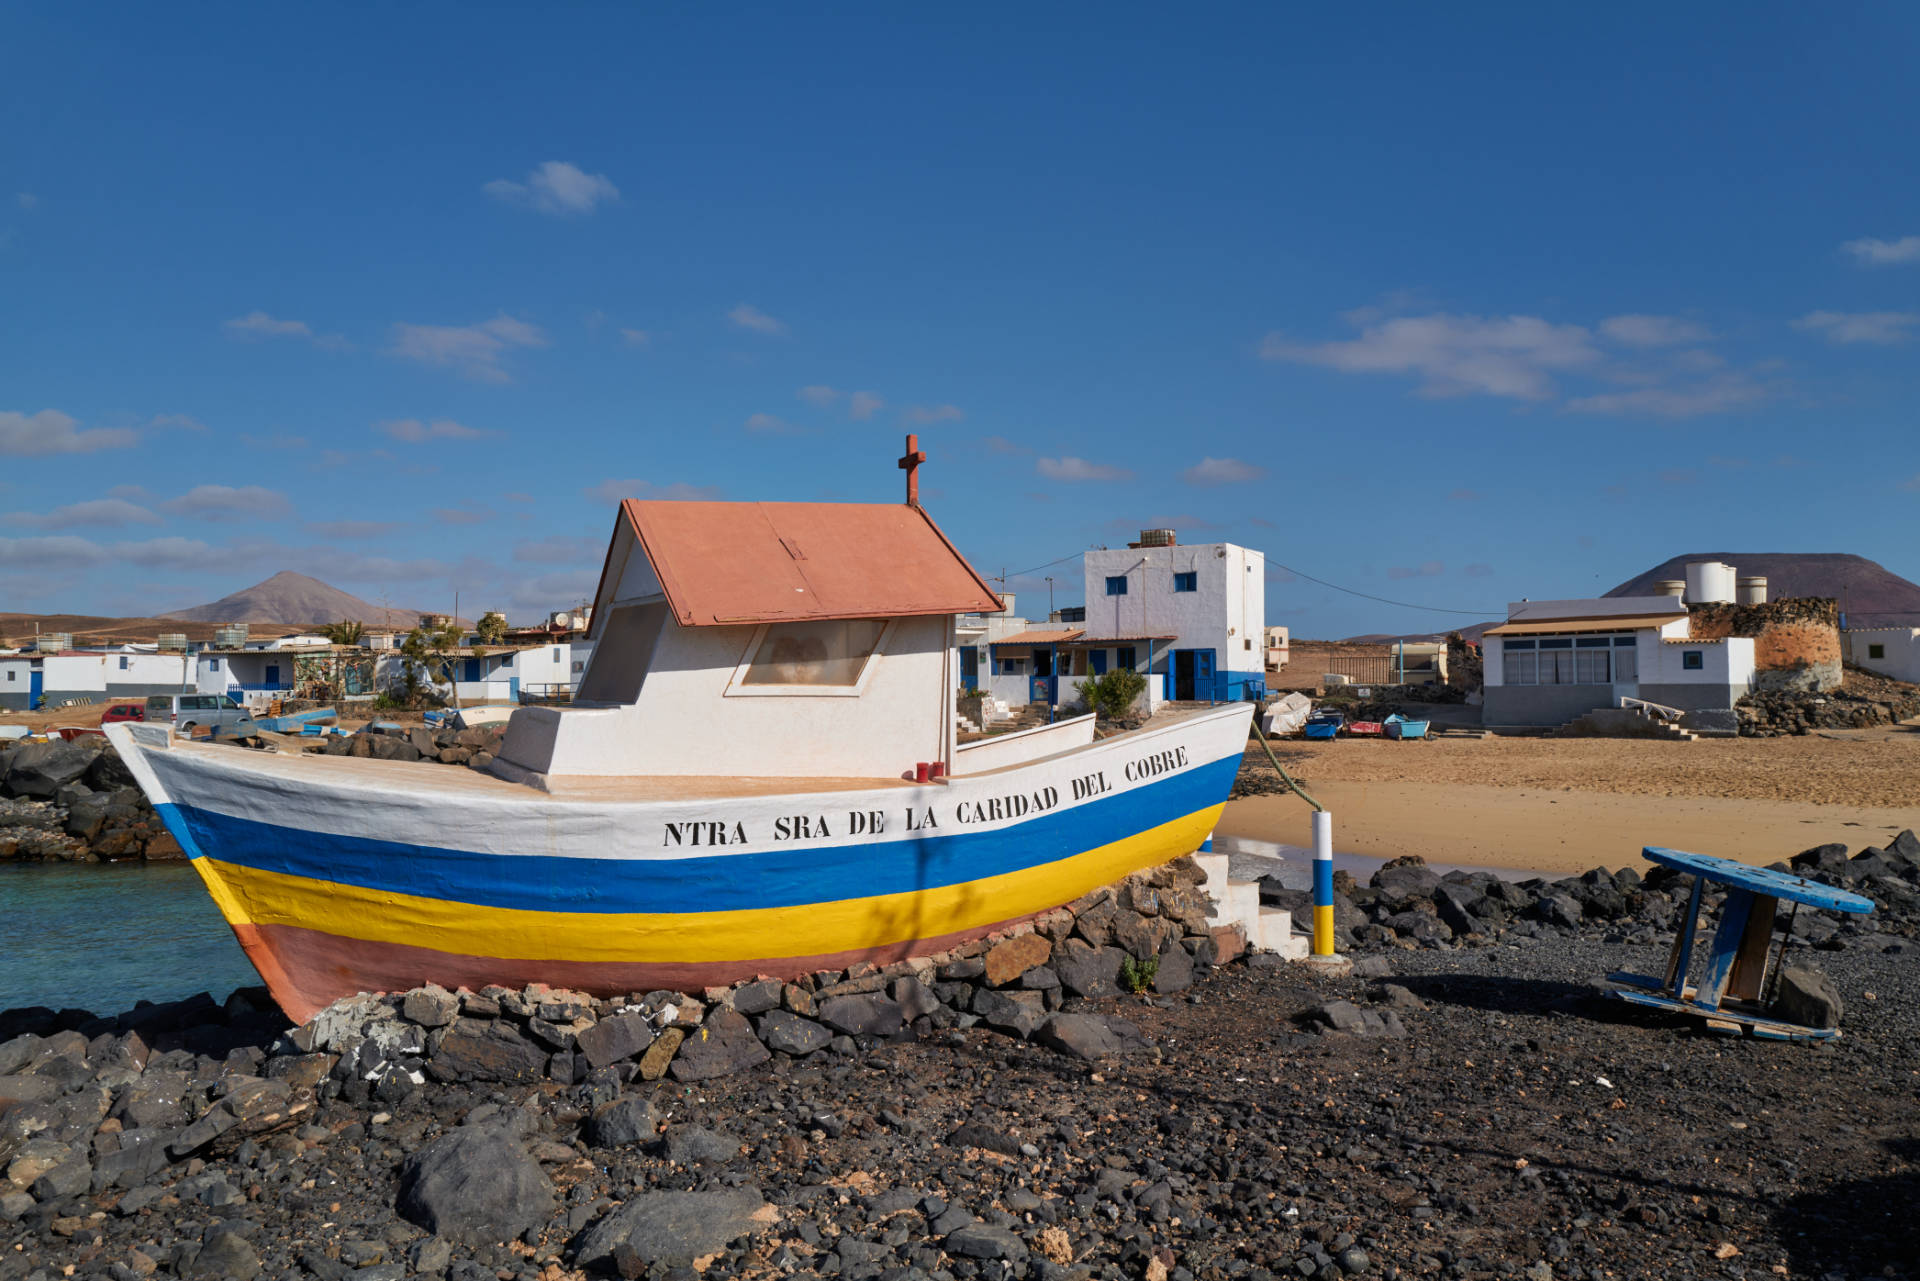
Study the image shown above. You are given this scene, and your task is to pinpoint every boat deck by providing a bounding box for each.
[148,701,1240,804]
[158,734,913,802]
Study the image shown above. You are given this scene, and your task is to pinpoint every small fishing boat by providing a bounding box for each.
[1383,713,1429,740]
[107,439,1253,1022]
[1302,710,1344,740]
[251,707,338,734]
[53,725,105,742]
[1347,720,1384,736]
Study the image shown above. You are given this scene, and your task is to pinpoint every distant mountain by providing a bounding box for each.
[163,571,425,628]
[1603,553,1920,628]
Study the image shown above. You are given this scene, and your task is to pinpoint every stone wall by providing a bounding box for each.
[1689,598,1841,692]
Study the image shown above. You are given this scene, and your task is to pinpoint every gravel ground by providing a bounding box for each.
[4,921,1914,1281]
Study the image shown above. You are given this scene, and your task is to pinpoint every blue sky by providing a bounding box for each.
[4,5,1917,635]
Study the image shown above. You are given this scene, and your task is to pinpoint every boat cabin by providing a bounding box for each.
[495,483,1007,784]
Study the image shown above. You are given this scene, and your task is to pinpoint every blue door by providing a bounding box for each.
[1195,649,1215,699]
[265,663,280,688]
[463,658,481,683]
[959,647,978,690]
[509,676,521,702]
[1088,650,1108,676]
[28,667,43,710]
[1029,647,1056,705]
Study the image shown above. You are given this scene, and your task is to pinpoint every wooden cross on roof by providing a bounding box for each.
[898,433,927,505]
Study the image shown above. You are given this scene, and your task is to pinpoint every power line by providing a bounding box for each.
[1266,561,1498,616]
[991,551,1084,582]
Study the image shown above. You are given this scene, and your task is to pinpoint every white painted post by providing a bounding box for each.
[1311,809,1335,956]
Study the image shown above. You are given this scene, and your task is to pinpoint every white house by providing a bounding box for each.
[442,643,577,704]
[1080,531,1266,704]
[1481,596,1755,728]
[1264,625,1290,672]
[1844,628,1920,684]
[0,650,191,712]
[496,497,1004,781]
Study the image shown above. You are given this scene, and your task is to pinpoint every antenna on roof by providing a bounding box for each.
[898,434,927,506]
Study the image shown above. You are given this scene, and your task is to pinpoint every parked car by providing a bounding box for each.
[100,702,146,724]
[143,693,256,735]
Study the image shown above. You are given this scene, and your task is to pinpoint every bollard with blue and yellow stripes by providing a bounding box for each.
[1311,809,1335,955]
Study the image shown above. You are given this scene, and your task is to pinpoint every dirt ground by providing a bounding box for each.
[1222,724,1920,876]
[1259,723,1920,807]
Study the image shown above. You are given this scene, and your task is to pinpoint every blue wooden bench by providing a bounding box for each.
[1606,847,1874,1042]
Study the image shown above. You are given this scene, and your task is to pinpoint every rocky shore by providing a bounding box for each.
[5,837,1918,1281]
[0,726,510,864]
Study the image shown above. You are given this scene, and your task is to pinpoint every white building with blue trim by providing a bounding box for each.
[973,531,1268,711]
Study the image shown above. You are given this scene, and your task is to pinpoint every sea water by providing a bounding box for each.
[0,863,258,1015]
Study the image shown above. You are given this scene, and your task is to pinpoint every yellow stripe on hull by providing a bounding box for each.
[194,802,1226,964]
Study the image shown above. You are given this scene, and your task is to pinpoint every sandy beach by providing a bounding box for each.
[1220,726,1920,877]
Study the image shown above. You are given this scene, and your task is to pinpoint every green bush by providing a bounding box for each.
[1079,667,1148,720]
[1119,953,1159,993]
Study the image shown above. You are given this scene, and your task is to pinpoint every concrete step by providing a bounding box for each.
[1258,907,1310,960]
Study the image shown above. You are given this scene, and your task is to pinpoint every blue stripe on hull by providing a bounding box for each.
[161,755,1239,916]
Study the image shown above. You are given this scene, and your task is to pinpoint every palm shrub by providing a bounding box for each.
[1080,667,1148,720]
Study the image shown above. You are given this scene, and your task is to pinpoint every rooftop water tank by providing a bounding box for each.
[1684,561,1736,605]
[1655,579,1686,599]
[1737,576,1768,605]
[1136,529,1177,548]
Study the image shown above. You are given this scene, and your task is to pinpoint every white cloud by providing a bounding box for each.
[1793,310,1920,345]
[4,498,161,530]
[1182,457,1264,486]
[1386,562,1445,580]
[122,537,259,571]
[580,479,722,506]
[1463,563,1495,578]
[0,409,138,456]
[1564,373,1772,417]
[380,417,497,442]
[797,385,840,407]
[902,403,964,425]
[0,535,264,573]
[1599,314,1712,347]
[619,328,650,347]
[390,314,548,382]
[728,303,787,336]
[510,569,601,612]
[224,311,311,339]
[984,436,1030,455]
[162,484,292,522]
[15,193,36,211]
[849,391,884,421]
[1037,456,1132,482]
[222,311,347,349]
[1261,313,1602,400]
[431,506,496,526]
[745,412,796,434]
[1841,235,1920,266]
[0,536,116,570]
[483,161,620,216]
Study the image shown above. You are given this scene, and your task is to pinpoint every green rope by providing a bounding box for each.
[1249,721,1324,812]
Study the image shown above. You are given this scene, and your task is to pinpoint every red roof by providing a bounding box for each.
[993,629,1085,646]
[615,500,1005,627]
